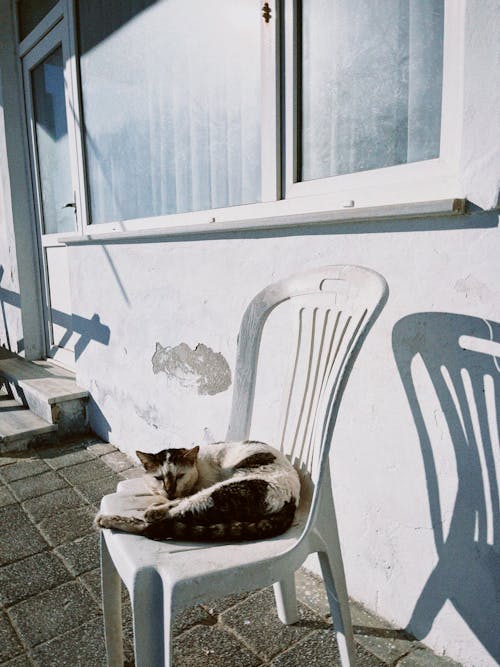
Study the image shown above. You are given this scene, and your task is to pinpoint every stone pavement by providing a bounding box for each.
[0,437,461,667]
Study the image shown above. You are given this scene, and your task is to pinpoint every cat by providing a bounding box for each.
[95,440,300,541]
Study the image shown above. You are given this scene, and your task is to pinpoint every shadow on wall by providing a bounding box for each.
[0,264,110,360]
[393,313,500,663]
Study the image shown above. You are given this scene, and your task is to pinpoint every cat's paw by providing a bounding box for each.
[94,513,113,529]
[144,506,169,521]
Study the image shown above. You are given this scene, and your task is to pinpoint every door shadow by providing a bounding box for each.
[0,264,110,360]
[393,313,500,662]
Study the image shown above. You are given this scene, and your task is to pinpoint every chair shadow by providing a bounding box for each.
[393,313,500,662]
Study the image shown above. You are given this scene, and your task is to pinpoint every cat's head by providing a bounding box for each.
[136,446,200,499]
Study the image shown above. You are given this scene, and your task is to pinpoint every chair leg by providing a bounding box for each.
[100,533,124,667]
[273,575,299,625]
[132,568,172,667]
[318,550,356,667]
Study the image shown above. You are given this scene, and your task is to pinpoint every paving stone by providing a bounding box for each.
[351,600,418,665]
[0,551,72,606]
[100,450,135,472]
[172,624,262,667]
[79,567,130,606]
[1,655,32,667]
[0,505,48,566]
[0,456,20,467]
[173,605,216,636]
[0,610,24,662]
[8,580,100,647]
[40,446,95,470]
[30,617,108,667]
[203,591,252,615]
[0,458,50,482]
[270,629,388,666]
[55,532,100,575]
[79,568,102,603]
[397,647,462,666]
[21,486,86,523]
[220,588,329,660]
[86,441,117,456]
[0,483,16,507]
[119,466,144,480]
[296,568,331,617]
[76,473,121,505]
[37,505,95,546]
[59,458,118,486]
[8,470,68,501]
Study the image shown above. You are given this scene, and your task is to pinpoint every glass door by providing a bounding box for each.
[23,20,85,367]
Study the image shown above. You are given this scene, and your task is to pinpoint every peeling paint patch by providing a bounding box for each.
[152,342,231,395]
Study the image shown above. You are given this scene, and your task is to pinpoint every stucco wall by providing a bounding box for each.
[67,2,498,664]
[1,0,498,664]
[69,211,499,667]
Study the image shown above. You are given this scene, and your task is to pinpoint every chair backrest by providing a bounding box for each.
[226,266,388,497]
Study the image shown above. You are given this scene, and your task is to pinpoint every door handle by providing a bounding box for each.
[62,202,76,209]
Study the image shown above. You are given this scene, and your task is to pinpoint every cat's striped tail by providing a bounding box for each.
[95,501,297,541]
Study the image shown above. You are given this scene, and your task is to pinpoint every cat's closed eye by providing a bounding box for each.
[154,475,163,481]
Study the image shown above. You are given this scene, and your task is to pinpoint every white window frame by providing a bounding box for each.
[284,0,466,210]
[18,0,466,243]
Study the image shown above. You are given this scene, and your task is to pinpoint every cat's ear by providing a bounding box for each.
[183,446,200,465]
[136,450,164,470]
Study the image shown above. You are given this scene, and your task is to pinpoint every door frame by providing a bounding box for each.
[21,8,87,368]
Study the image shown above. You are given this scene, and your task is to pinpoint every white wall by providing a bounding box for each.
[68,3,498,665]
[1,0,498,665]
[69,211,499,667]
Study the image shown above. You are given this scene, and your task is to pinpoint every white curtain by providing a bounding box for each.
[78,0,261,225]
[302,0,444,180]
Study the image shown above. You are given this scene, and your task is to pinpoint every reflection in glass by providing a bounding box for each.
[302,0,444,181]
[18,0,58,41]
[78,0,261,225]
[31,46,76,234]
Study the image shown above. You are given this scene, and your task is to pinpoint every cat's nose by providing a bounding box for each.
[164,481,176,499]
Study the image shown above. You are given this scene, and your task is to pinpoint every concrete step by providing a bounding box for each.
[0,392,58,453]
[0,349,89,439]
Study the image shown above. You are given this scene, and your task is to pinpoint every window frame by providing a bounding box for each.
[284,0,466,209]
[18,0,466,241]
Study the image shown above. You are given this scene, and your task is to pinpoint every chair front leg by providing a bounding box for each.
[132,568,172,667]
[100,533,124,667]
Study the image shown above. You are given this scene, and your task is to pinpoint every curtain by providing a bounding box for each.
[78,0,261,225]
[301,0,444,181]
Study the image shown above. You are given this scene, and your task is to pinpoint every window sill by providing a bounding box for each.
[59,198,466,245]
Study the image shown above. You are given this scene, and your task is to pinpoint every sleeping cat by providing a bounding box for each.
[95,440,300,541]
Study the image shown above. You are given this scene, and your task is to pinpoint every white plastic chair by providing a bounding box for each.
[99,265,388,667]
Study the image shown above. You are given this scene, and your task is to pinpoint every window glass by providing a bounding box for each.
[301,0,444,181]
[18,0,58,41]
[31,46,76,234]
[77,0,261,225]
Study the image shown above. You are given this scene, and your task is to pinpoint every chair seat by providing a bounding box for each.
[100,476,311,608]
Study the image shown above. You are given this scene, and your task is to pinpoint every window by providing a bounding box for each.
[77,0,262,225]
[300,0,444,181]
[19,0,463,235]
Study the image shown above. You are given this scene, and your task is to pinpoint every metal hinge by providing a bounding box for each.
[262,2,271,23]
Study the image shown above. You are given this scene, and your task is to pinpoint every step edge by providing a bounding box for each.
[0,422,58,442]
[17,380,89,405]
